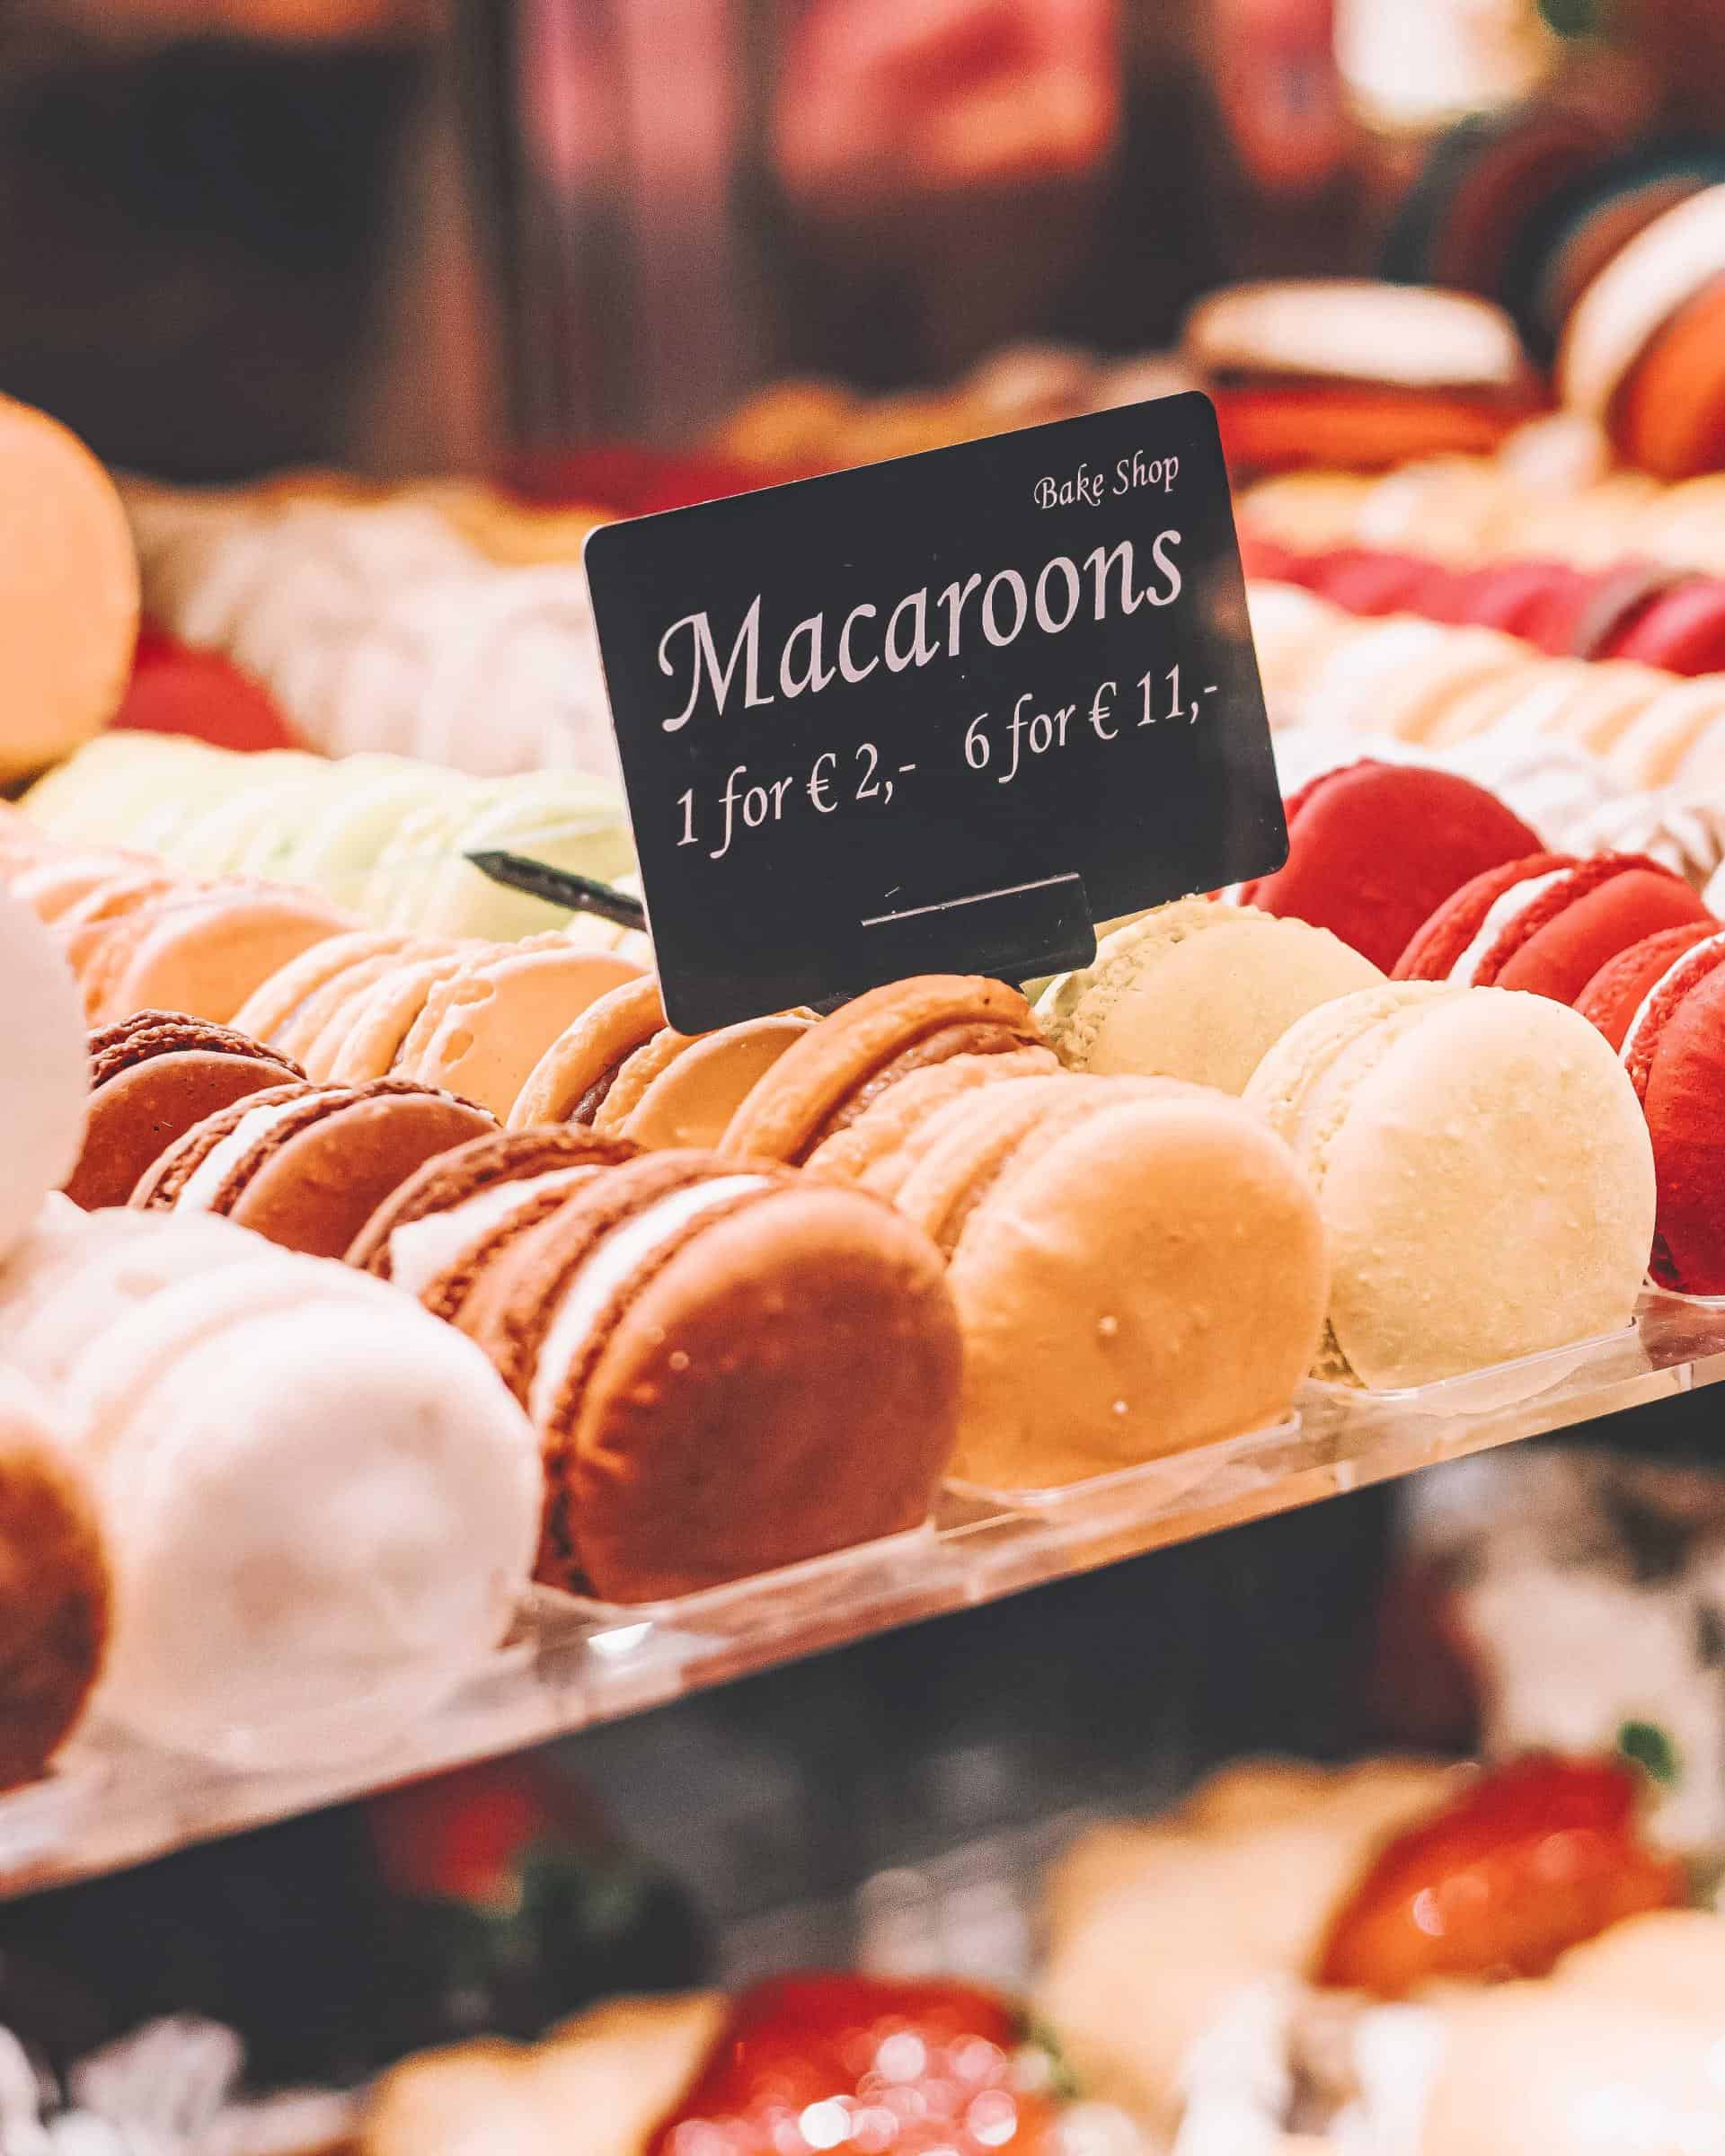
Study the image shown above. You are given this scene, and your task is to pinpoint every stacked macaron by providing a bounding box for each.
[119,475,619,776]
[349,1130,965,1603]
[1243,451,1725,580]
[1251,582,1725,798]
[1245,984,1656,1389]
[0,908,543,1782]
[22,734,641,949]
[0,1202,543,1768]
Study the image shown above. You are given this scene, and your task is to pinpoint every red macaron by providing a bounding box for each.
[1599,578,1725,677]
[1395,853,1715,1003]
[1233,761,1543,974]
[1575,921,1722,1050]
[1300,548,1434,617]
[1581,925,1725,1294]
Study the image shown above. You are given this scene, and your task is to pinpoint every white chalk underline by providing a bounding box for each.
[860,871,1081,929]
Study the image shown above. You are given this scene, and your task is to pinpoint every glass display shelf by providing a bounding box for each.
[3,1289,1721,1902]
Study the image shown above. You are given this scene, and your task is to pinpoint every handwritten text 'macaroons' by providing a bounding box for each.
[656,531,1183,733]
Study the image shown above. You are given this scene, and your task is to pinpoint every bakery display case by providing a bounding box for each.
[4,0,1725,2150]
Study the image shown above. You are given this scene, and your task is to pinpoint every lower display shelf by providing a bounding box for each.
[4,1290,1723,1900]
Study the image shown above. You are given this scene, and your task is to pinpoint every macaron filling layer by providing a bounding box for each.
[1622,931,1725,1100]
[1446,868,1567,983]
[527,1174,773,1427]
[388,1167,595,1299]
[172,1096,323,1212]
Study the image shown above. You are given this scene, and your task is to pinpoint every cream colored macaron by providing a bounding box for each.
[1038,898,1383,1094]
[1245,982,1653,1389]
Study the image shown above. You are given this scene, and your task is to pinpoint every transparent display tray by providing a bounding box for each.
[3,1289,1721,1901]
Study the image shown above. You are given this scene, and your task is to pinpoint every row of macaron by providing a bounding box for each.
[1249,579,1725,799]
[119,478,621,779]
[1243,446,1725,579]
[22,734,641,949]
[1247,535,1725,679]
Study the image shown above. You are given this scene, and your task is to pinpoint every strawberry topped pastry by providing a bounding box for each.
[1314,1753,1685,1997]
[1394,851,1713,1001]
[359,1973,1122,2156]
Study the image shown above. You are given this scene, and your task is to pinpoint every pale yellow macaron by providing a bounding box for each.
[1038,898,1383,1094]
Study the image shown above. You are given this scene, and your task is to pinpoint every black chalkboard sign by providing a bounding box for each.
[584,392,1285,1032]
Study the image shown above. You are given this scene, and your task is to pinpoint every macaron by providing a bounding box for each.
[1560,187,1725,430]
[1600,576,1725,676]
[1604,677,1725,792]
[1245,983,1654,1388]
[605,1014,819,1152]
[1574,922,1723,1052]
[1395,853,1714,1004]
[322,950,481,1084]
[132,1078,498,1259]
[509,975,668,1128]
[0,393,139,784]
[1594,926,1725,1294]
[802,1047,1064,1196]
[1037,899,1383,1092]
[49,1233,541,1761]
[455,1152,963,1602]
[1229,763,1543,973]
[719,976,1046,1165]
[1600,265,1725,481]
[388,938,644,1118]
[66,1010,305,1209]
[346,1124,638,1311]
[0,1365,110,1789]
[228,929,423,1051]
[84,882,357,1028]
[0,888,91,1262]
[886,1074,1328,1489]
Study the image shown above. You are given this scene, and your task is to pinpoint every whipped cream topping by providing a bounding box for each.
[172,1097,311,1212]
[1446,868,1566,984]
[528,1175,770,1426]
[387,1167,592,1299]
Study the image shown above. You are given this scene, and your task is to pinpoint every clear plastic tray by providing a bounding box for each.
[4,1293,1722,1901]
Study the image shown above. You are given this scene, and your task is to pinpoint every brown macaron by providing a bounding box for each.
[66,1010,306,1209]
[346,1123,638,1302]
[131,1077,498,1259]
[0,1369,111,1790]
[456,1151,962,1603]
[717,976,1046,1165]
[889,1074,1329,1492]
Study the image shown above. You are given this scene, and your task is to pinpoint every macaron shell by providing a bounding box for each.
[345,1123,638,1276]
[229,929,420,1049]
[508,975,668,1130]
[66,1049,304,1210]
[96,888,354,1026]
[1237,763,1542,973]
[398,945,645,1118]
[568,1183,961,1602]
[0,1366,110,1787]
[1394,854,1572,981]
[1574,923,1721,1052]
[719,976,1039,1164]
[0,393,138,783]
[802,1047,1062,1192]
[943,1093,1327,1490]
[1491,862,1712,1003]
[1606,579,1725,676]
[323,950,476,1082]
[223,1086,498,1259]
[1301,991,1652,1388]
[1039,902,1384,1092]
[1618,943,1725,1292]
[291,942,464,1079]
[1606,681,1725,791]
[1616,275,1725,482]
[619,1016,816,1152]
